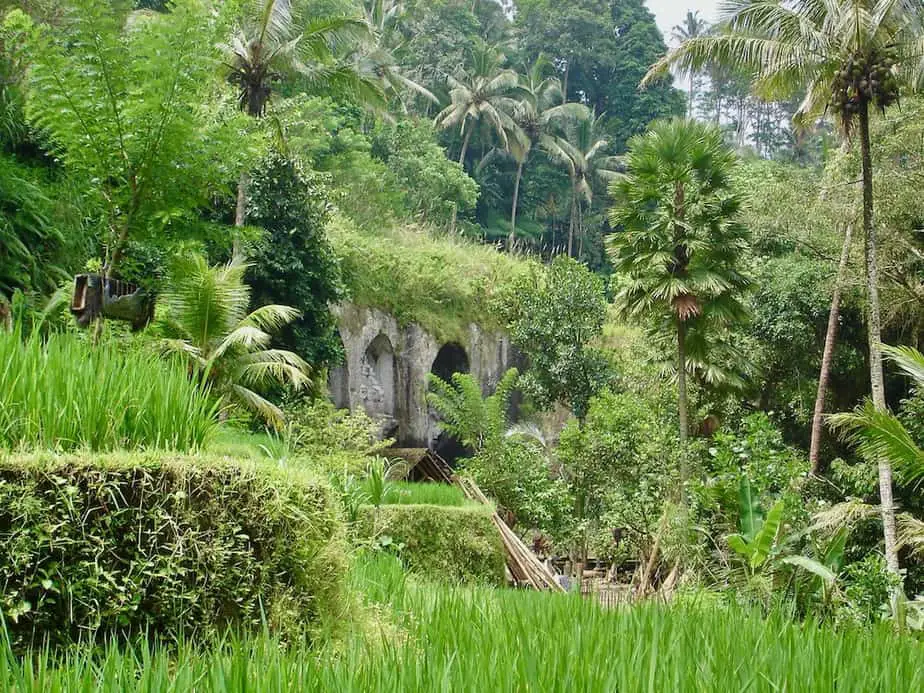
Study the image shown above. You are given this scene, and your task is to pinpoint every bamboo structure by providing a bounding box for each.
[455,475,565,592]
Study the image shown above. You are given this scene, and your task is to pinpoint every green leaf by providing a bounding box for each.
[781,555,837,584]
[750,500,784,570]
[727,533,752,559]
[738,477,761,541]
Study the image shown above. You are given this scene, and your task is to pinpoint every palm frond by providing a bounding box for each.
[829,401,924,485]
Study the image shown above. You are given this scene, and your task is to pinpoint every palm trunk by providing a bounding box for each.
[449,128,474,235]
[233,171,249,257]
[577,199,584,259]
[688,73,696,119]
[677,320,689,486]
[810,222,853,473]
[458,127,473,166]
[859,101,900,584]
[508,161,523,250]
[567,193,576,257]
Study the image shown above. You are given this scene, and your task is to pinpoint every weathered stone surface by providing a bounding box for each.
[330,303,516,450]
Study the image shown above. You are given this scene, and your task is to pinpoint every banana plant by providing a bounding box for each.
[726,479,785,574]
[727,479,841,607]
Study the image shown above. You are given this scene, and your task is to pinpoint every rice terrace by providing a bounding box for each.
[1,0,923,690]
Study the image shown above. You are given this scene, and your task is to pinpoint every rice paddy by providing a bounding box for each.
[2,554,920,692]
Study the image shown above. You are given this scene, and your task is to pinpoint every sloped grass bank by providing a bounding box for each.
[3,566,921,692]
[330,218,532,343]
[0,453,349,650]
[356,503,505,585]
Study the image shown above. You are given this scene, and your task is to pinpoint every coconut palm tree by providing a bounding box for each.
[831,344,924,485]
[435,39,520,169]
[544,109,621,257]
[488,57,586,248]
[641,0,924,595]
[671,10,708,118]
[225,0,383,227]
[608,118,750,484]
[355,0,437,108]
[159,254,311,427]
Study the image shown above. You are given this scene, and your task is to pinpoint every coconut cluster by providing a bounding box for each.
[830,48,900,117]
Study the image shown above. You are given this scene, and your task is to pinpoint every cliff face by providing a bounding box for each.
[330,303,517,452]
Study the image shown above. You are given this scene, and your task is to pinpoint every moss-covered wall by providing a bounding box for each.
[357,504,506,585]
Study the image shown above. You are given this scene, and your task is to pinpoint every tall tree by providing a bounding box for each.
[643,0,924,593]
[515,0,684,150]
[810,222,854,473]
[671,10,707,118]
[225,0,382,228]
[544,109,620,257]
[354,0,437,108]
[23,0,241,280]
[608,118,750,486]
[434,39,519,169]
[496,56,585,247]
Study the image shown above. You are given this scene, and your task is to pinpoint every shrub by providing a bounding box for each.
[0,453,349,650]
[357,504,505,585]
[0,330,219,452]
[463,438,573,541]
[245,151,343,366]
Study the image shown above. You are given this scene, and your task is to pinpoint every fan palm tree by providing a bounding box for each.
[544,109,621,257]
[607,118,750,484]
[435,39,520,168]
[671,10,708,117]
[159,254,311,427]
[641,0,924,594]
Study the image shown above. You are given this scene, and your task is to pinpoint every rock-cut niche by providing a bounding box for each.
[429,342,470,463]
[359,333,396,419]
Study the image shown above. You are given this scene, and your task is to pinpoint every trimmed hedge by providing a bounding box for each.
[0,453,348,650]
[358,504,505,585]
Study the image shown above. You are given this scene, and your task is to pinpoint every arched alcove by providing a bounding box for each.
[428,342,471,463]
[327,331,350,409]
[359,333,396,418]
[430,342,470,382]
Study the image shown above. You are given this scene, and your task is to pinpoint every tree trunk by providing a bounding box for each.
[688,73,696,119]
[577,198,584,259]
[677,320,689,486]
[233,171,249,257]
[508,161,523,250]
[859,101,900,585]
[450,128,474,235]
[567,193,575,257]
[458,127,473,166]
[809,222,853,473]
[562,60,569,105]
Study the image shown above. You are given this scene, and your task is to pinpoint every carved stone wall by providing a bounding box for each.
[330,303,516,449]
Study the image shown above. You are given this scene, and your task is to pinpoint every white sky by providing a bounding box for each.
[646,0,720,44]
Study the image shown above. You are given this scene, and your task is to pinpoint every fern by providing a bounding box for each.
[427,368,519,453]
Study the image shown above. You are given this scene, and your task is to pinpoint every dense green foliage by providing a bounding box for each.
[245,151,342,365]
[357,504,505,584]
[0,452,348,649]
[497,256,610,419]
[0,329,218,451]
[331,218,531,341]
[20,0,247,277]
